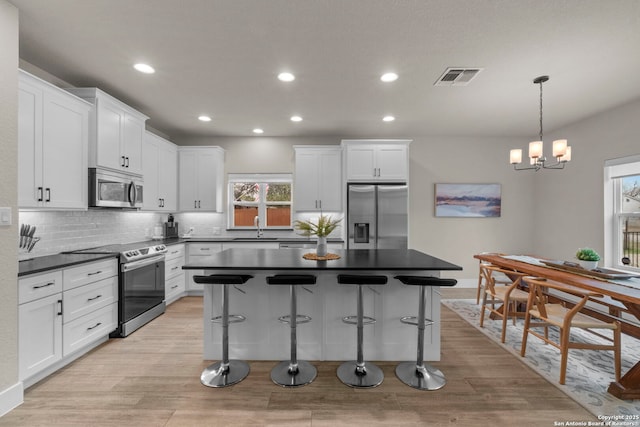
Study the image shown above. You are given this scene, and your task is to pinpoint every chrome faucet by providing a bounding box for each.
[254,215,263,238]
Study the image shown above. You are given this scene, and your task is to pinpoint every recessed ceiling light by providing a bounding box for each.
[278,72,295,82]
[133,63,155,74]
[253,128,264,134]
[198,115,212,122]
[380,72,398,82]
[290,115,303,122]
[383,115,395,122]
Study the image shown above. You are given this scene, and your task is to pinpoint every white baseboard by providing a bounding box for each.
[0,381,23,418]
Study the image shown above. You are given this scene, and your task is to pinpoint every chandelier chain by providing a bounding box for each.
[538,79,544,141]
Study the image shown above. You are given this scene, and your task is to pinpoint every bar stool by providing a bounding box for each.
[266,274,317,387]
[337,274,388,388]
[192,274,253,388]
[394,275,457,390]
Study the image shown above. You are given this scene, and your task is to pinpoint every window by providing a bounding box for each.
[228,174,292,229]
[605,156,640,270]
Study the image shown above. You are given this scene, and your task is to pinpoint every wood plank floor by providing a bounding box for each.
[1,296,596,426]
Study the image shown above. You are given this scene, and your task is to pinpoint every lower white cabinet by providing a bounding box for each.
[186,243,223,293]
[165,244,186,304]
[18,258,118,386]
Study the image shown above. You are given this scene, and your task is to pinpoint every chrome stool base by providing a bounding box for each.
[395,361,446,391]
[271,360,317,387]
[201,360,250,388]
[337,361,384,388]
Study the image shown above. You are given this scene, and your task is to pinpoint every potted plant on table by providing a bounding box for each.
[294,214,341,257]
[576,248,601,270]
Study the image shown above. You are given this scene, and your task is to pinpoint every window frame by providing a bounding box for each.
[604,155,640,272]
[227,173,293,230]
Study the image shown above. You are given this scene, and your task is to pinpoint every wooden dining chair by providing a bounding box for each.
[520,277,621,385]
[476,253,508,304]
[479,264,530,343]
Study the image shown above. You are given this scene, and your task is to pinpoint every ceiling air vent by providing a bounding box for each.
[435,67,483,86]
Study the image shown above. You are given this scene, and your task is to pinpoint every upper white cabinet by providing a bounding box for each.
[67,87,148,176]
[143,131,177,211]
[342,139,411,182]
[294,145,342,211]
[178,146,224,212]
[18,71,90,209]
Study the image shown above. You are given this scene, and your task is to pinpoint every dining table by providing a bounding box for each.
[474,253,640,400]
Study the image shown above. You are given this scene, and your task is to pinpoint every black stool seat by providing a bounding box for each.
[395,276,458,287]
[267,275,317,286]
[193,274,253,285]
[266,274,317,387]
[338,274,388,285]
[194,274,253,388]
[394,275,457,391]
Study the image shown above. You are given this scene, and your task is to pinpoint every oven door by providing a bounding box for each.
[117,255,165,336]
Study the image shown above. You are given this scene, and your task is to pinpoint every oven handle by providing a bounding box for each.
[121,255,165,272]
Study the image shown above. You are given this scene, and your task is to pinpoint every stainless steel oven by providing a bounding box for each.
[117,253,166,337]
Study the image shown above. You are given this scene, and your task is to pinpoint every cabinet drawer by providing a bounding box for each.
[63,276,118,323]
[63,303,117,356]
[165,274,186,303]
[19,270,63,304]
[165,256,184,279]
[63,258,118,291]
[165,244,185,261]
[188,243,222,254]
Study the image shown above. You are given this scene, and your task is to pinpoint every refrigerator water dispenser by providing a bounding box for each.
[354,223,370,243]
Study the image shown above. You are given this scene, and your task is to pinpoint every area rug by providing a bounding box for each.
[442,299,640,417]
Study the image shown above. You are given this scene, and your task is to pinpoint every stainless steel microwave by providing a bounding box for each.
[89,168,143,208]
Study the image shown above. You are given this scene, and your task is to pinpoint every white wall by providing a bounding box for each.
[0,0,21,416]
[533,98,640,263]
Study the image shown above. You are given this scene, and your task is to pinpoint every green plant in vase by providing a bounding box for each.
[294,214,341,257]
[576,248,600,270]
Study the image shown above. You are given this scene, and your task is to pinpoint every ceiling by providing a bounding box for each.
[8,0,640,141]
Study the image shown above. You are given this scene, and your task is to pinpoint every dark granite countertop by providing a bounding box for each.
[183,248,462,272]
[18,253,119,277]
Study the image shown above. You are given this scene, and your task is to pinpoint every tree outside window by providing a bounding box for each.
[229,174,292,229]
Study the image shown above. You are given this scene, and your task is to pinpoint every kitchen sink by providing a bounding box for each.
[232,237,279,241]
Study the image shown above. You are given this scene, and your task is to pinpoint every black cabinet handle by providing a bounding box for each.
[87,322,102,331]
[121,156,126,167]
[45,188,51,202]
[125,157,130,168]
[87,270,102,276]
[57,299,63,316]
[33,282,55,289]
[87,294,102,302]
[37,187,43,202]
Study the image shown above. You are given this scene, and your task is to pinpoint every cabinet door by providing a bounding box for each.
[158,141,177,211]
[196,151,219,211]
[142,134,161,210]
[123,114,144,175]
[19,293,63,381]
[376,145,407,181]
[317,150,342,211]
[18,79,43,208]
[346,146,376,180]
[41,90,88,209]
[96,97,124,171]
[178,151,198,210]
[294,150,320,210]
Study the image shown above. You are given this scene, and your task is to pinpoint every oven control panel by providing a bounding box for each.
[121,244,168,262]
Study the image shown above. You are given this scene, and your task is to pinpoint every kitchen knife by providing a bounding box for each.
[19,224,25,248]
[26,226,36,249]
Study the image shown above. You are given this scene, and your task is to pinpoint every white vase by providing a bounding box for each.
[577,260,598,270]
[316,236,328,257]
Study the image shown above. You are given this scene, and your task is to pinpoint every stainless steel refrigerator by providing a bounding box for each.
[347,183,408,249]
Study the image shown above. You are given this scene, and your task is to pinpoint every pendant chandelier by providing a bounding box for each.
[510,75,571,171]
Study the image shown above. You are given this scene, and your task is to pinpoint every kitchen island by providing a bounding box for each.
[183,248,461,361]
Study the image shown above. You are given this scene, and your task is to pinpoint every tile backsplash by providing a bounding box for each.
[19,210,165,257]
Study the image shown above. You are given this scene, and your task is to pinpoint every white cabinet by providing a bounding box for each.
[342,140,411,182]
[165,244,186,304]
[186,243,223,293]
[18,258,118,385]
[178,147,224,212]
[294,146,342,211]
[143,131,178,211]
[67,87,148,176]
[18,70,90,209]
[18,271,63,381]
